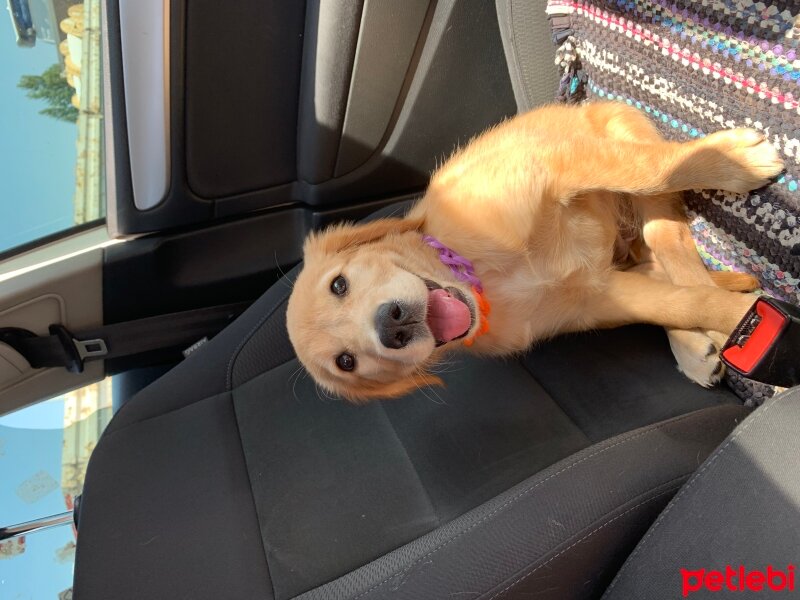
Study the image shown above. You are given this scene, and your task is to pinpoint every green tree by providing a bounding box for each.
[18,64,79,123]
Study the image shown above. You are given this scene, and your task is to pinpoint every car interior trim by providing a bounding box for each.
[118,0,170,211]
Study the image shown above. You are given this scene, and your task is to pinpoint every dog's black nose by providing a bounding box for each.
[375,301,416,349]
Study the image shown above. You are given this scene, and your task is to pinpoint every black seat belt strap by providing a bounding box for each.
[0,301,250,373]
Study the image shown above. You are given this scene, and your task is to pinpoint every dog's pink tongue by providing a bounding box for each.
[427,289,471,342]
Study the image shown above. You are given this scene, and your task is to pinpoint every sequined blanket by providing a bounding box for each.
[547,0,800,401]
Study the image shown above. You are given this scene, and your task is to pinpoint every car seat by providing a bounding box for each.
[73,204,752,599]
[75,0,800,595]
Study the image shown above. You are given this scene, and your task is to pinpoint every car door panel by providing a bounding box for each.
[296,0,365,184]
[0,247,104,414]
[184,0,306,199]
[0,295,66,387]
[299,0,518,204]
[327,0,432,178]
[107,0,517,236]
[101,192,417,328]
[117,0,171,211]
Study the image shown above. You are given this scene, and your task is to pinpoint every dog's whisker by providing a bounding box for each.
[413,377,438,404]
[274,250,295,291]
[430,365,462,374]
[289,364,306,401]
[321,384,337,402]
[426,354,462,375]
[413,365,446,405]
[428,355,459,372]
[314,382,335,403]
[420,383,445,405]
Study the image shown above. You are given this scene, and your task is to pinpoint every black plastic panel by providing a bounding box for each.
[108,0,522,237]
[334,0,432,177]
[106,0,309,236]
[105,0,212,236]
[103,193,420,326]
[104,209,304,323]
[185,0,306,199]
[297,0,365,184]
[298,0,518,205]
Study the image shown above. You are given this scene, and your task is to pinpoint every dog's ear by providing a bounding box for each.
[304,217,424,257]
[345,371,444,404]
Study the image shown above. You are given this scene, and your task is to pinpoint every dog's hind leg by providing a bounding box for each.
[587,271,756,336]
[631,193,752,385]
[708,271,760,292]
[633,264,759,292]
[585,270,757,386]
[634,194,715,287]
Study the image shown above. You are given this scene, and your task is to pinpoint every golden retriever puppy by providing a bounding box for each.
[286,102,783,402]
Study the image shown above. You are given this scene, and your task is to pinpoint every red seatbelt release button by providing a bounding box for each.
[721,297,800,388]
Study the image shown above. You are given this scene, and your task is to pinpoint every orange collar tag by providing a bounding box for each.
[463,287,490,347]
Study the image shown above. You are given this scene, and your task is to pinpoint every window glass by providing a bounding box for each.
[1,0,105,256]
[0,378,112,598]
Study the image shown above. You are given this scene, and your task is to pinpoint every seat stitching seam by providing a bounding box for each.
[517,358,594,442]
[486,480,686,600]
[101,357,300,439]
[349,408,720,600]
[226,287,292,391]
[229,395,278,600]
[603,394,789,596]
[378,403,440,525]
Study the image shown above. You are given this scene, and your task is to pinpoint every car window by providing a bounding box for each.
[0,378,112,599]
[1,0,105,257]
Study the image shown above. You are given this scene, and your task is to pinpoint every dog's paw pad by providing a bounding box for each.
[704,128,784,193]
[668,329,725,388]
[711,360,724,377]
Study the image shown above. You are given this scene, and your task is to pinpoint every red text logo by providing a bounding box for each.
[681,565,795,596]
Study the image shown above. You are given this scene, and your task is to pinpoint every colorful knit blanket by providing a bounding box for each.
[547,0,800,403]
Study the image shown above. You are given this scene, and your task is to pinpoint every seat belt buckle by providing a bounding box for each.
[721,297,800,388]
[74,338,109,362]
[48,325,108,374]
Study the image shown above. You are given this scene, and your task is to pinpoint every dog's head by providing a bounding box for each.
[286,217,479,402]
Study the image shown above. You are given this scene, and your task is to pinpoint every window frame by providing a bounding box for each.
[0,219,106,264]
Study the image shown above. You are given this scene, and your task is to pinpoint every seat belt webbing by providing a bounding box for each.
[0,301,250,373]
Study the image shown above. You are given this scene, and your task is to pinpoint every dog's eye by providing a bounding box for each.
[335,353,356,372]
[330,275,348,296]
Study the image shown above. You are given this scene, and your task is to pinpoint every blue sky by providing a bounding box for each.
[0,399,75,599]
[0,19,78,254]
[0,14,82,598]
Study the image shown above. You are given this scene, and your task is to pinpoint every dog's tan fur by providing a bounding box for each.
[287,102,782,402]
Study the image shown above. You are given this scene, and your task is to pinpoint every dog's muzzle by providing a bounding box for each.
[375,300,427,349]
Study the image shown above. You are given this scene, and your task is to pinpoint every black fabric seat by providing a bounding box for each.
[73,205,752,600]
[604,386,800,600]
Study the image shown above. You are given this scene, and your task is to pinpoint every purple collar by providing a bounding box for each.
[422,234,483,292]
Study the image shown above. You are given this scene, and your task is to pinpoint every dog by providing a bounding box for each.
[286,102,784,402]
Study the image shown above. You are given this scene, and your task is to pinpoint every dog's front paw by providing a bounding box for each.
[667,329,725,387]
[702,128,784,193]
